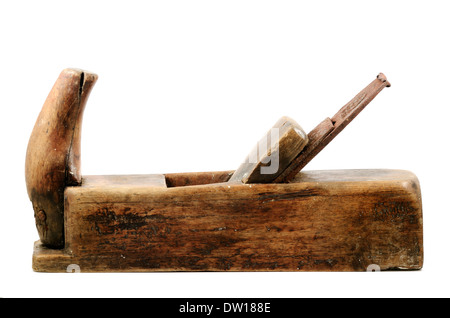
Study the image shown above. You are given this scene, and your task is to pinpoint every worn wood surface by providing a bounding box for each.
[25,68,97,248]
[32,169,423,272]
[165,170,233,187]
[275,73,391,183]
[229,116,308,183]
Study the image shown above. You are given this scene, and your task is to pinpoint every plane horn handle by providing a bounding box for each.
[25,68,97,248]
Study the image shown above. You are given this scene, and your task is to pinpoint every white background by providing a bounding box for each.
[0,0,449,298]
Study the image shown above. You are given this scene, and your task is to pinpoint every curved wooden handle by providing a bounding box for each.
[25,68,97,248]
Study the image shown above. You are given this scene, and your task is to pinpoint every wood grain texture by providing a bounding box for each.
[165,170,233,187]
[25,68,97,248]
[229,116,308,183]
[32,169,423,272]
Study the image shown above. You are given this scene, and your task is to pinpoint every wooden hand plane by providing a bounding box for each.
[26,69,423,272]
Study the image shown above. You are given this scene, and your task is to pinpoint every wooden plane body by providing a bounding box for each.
[33,169,423,272]
[27,69,423,272]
